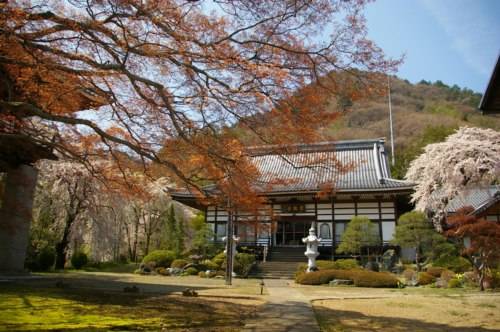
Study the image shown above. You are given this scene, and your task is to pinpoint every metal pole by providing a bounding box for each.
[388,75,395,166]
[225,198,233,286]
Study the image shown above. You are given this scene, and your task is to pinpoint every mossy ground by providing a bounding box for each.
[0,283,260,331]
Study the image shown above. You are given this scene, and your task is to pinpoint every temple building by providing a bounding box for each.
[172,138,414,260]
[443,186,500,222]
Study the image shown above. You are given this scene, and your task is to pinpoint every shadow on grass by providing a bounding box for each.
[0,276,260,332]
[313,306,495,332]
[7,272,210,297]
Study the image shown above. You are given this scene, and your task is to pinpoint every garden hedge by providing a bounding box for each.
[296,259,360,273]
[417,272,435,285]
[295,269,399,288]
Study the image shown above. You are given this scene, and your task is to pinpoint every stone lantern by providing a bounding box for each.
[302,227,321,272]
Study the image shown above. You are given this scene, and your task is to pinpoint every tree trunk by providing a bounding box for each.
[479,269,485,291]
[132,218,139,262]
[415,247,421,272]
[0,165,38,273]
[55,213,76,269]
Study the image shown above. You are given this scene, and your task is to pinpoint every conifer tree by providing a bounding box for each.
[336,216,379,255]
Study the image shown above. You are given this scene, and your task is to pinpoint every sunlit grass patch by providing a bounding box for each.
[0,284,260,331]
[313,294,500,332]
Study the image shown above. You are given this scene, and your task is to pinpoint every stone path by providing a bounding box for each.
[242,279,320,332]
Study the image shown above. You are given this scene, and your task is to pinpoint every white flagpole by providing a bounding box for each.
[388,75,395,166]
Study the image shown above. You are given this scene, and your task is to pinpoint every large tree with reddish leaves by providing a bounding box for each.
[0,0,398,271]
[446,207,500,291]
[1,0,398,202]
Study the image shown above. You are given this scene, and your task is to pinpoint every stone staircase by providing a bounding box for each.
[251,247,305,279]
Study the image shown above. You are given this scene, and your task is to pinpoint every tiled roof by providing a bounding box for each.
[249,139,413,194]
[445,186,500,214]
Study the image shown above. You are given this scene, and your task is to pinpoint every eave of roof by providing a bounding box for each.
[479,54,500,115]
[444,186,500,215]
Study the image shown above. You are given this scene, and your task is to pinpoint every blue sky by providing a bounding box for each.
[364,0,499,92]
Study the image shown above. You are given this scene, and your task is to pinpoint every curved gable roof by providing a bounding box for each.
[249,139,413,194]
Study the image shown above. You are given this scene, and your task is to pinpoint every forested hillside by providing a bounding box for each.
[236,76,499,179]
[319,77,500,178]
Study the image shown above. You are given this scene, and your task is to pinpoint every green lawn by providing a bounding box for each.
[0,283,261,331]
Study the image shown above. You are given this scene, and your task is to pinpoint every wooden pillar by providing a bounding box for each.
[213,206,218,242]
[225,204,234,286]
[331,196,336,260]
[353,196,359,216]
[377,198,383,246]
[314,197,318,233]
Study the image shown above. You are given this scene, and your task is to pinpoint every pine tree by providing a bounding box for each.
[392,211,436,271]
[336,216,379,255]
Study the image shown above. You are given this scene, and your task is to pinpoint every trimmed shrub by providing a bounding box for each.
[434,256,472,273]
[440,269,456,283]
[142,250,175,268]
[37,247,56,271]
[296,259,360,273]
[352,271,399,288]
[486,269,500,289]
[156,267,170,276]
[333,259,360,270]
[417,272,435,285]
[402,268,416,281]
[426,267,446,278]
[296,270,351,285]
[295,269,399,288]
[448,278,462,288]
[184,267,198,275]
[234,253,256,277]
[171,259,189,269]
[462,271,478,287]
[201,259,218,271]
[212,252,226,269]
[198,270,216,278]
[71,251,88,269]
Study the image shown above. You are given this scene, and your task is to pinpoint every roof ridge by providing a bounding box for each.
[247,138,387,156]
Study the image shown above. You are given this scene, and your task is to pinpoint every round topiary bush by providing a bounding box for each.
[234,253,256,277]
[170,259,189,269]
[71,251,88,269]
[448,278,462,288]
[142,250,175,268]
[201,259,218,271]
[185,267,198,275]
[425,267,446,278]
[212,252,226,269]
[417,272,435,285]
[37,247,56,271]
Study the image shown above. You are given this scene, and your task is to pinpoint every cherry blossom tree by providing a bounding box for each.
[36,161,99,268]
[406,127,500,231]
